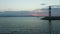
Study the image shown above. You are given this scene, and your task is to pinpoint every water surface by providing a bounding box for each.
[0,17,60,34]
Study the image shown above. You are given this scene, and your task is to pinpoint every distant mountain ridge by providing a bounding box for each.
[0,5,60,17]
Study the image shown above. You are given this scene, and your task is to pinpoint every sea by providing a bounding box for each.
[0,17,60,34]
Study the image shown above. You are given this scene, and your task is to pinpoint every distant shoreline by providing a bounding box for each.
[0,16,60,17]
[0,16,43,17]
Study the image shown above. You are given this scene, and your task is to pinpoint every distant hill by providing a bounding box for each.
[0,11,32,17]
[0,5,60,17]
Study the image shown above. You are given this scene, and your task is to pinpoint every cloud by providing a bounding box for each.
[32,14,47,16]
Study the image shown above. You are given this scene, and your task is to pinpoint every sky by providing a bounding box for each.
[0,0,60,11]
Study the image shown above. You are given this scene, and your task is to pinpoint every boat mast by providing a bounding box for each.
[49,6,51,17]
[49,6,52,34]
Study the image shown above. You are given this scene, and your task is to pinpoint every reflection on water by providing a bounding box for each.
[0,17,60,34]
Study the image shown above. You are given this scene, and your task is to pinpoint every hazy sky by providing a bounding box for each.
[0,0,60,11]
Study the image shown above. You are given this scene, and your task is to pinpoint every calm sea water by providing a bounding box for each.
[0,17,60,34]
